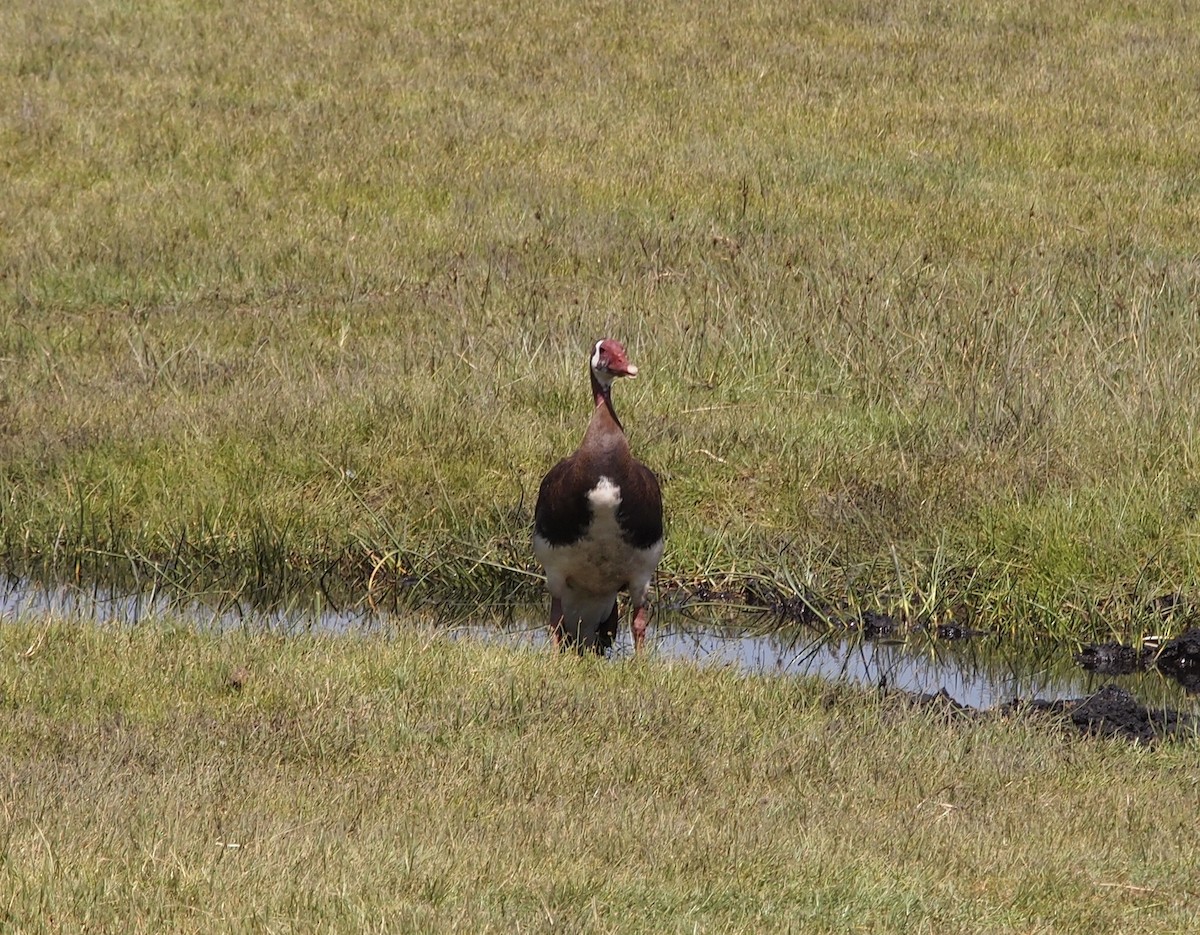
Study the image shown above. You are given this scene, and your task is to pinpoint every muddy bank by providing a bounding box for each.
[898,683,1198,745]
[1075,627,1200,694]
[890,629,1200,743]
[744,598,1200,741]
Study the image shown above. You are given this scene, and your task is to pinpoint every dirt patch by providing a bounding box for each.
[1077,627,1200,694]
[897,683,1198,745]
[1005,685,1197,745]
[1151,628,1200,693]
[889,628,1200,743]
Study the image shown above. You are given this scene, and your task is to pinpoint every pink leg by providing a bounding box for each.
[632,604,649,653]
[548,596,564,649]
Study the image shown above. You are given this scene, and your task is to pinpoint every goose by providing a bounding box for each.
[533,339,664,653]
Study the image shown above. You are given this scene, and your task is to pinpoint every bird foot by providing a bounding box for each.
[632,605,649,653]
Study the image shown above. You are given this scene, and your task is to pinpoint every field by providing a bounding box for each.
[2,619,1199,934]
[3,0,1200,929]
[3,0,1200,637]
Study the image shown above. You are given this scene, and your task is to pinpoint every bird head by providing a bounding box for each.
[591,339,638,389]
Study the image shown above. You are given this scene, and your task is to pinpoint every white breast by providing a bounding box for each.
[533,475,663,629]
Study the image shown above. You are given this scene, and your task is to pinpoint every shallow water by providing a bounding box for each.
[3,575,1195,711]
[459,617,1196,711]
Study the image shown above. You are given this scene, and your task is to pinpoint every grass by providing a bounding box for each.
[5,7,1200,928]
[2,616,1198,933]
[4,0,1200,638]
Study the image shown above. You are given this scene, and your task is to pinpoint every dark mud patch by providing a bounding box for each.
[1077,627,1200,694]
[1151,629,1200,692]
[895,683,1198,745]
[1012,685,1198,744]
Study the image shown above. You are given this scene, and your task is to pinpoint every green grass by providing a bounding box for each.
[1,617,1198,933]
[4,0,1200,638]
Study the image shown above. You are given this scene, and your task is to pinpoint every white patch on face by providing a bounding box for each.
[591,341,616,390]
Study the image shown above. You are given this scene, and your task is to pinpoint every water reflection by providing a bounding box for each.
[3,576,1196,712]
[0,574,367,634]
[457,615,1198,711]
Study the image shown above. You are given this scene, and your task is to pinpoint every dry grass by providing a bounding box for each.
[3,0,1200,637]
[2,616,1198,932]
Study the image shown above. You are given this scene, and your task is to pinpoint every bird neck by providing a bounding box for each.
[590,370,624,433]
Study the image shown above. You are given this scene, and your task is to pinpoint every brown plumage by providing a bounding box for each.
[533,339,664,653]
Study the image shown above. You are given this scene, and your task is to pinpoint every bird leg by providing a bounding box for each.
[631,603,649,653]
[597,601,619,653]
[548,596,565,649]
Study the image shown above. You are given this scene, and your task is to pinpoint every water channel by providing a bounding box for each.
[3,575,1197,713]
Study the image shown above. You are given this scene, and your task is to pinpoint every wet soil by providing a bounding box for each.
[1012,685,1198,744]
[898,683,1197,745]
[1076,627,1200,694]
[692,580,1200,744]
[895,624,1200,744]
